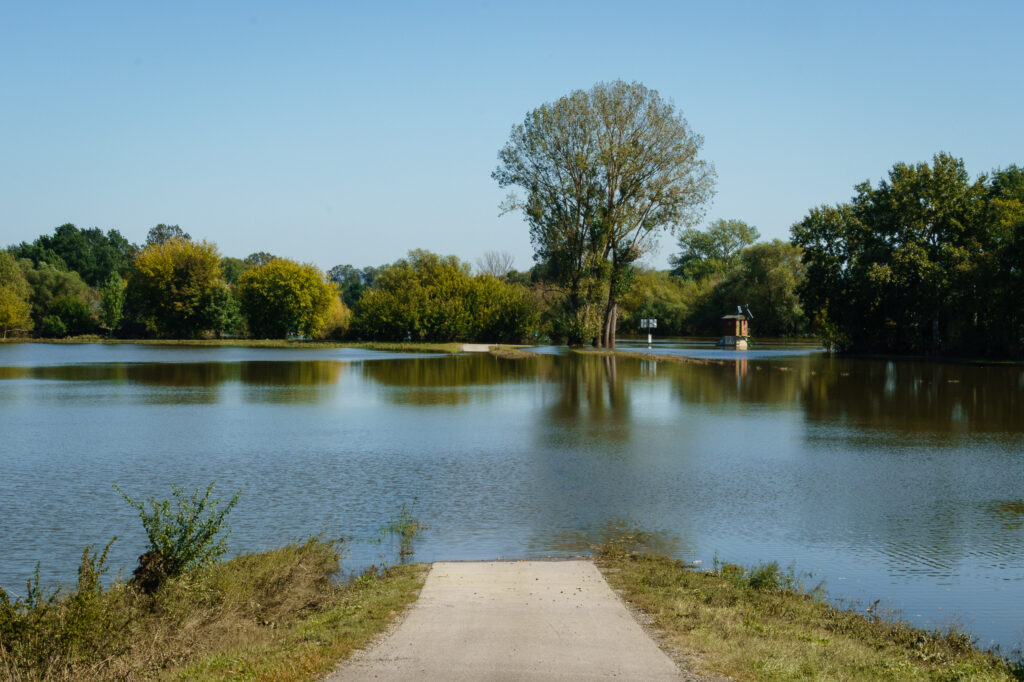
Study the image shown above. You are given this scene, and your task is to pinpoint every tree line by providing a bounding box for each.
[0,224,543,343]
[2,79,1019,356]
[791,153,1023,356]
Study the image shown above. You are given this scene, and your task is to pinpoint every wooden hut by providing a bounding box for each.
[717,313,750,350]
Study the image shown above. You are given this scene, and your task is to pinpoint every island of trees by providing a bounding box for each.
[1,81,1021,358]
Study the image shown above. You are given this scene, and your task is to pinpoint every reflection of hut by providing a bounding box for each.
[717,313,749,350]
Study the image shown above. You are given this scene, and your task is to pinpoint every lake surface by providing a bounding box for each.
[1,342,1022,649]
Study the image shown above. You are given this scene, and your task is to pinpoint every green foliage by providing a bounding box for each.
[237,258,337,338]
[379,502,427,564]
[618,269,693,335]
[14,223,136,287]
[219,256,249,286]
[115,482,241,587]
[792,154,1022,355]
[128,238,228,338]
[0,251,34,337]
[353,250,538,343]
[17,258,95,331]
[48,296,97,336]
[494,80,716,346]
[328,264,378,308]
[244,251,278,267]
[145,223,190,246]
[670,218,760,280]
[100,272,126,333]
[0,539,126,676]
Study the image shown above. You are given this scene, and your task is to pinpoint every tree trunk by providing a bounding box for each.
[601,301,618,348]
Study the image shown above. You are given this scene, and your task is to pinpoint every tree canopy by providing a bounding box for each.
[129,238,227,338]
[353,250,537,343]
[237,258,337,338]
[494,80,715,346]
[9,223,136,287]
[792,153,1023,355]
[0,251,34,338]
[670,219,760,281]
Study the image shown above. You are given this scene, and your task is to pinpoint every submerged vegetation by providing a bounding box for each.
[595,536,1023,681]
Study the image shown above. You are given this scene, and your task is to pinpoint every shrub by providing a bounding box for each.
[115,482,241,591]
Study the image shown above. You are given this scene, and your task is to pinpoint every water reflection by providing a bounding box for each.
[1,345,1023,648]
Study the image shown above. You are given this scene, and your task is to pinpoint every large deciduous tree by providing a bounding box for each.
[792,153,1022,355]
[494,80,715,346]
[237,258,337,338]
[670,219,760,281]
[129,238,227,338]
[0,251,34,338]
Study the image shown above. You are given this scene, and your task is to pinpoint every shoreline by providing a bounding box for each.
[4,544,1019,681]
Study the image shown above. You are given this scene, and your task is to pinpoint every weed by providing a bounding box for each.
[380,501,428,564]
[114,482,241,591]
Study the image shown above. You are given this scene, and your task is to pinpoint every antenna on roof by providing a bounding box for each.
[745,304,754,319]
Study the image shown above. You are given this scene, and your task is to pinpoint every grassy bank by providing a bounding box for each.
[0,539,427,681]
[488,345,538,359]
[0,336,462,354]
[596,543,1022,681]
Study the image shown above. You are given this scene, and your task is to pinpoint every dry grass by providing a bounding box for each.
[1,539,427,681]
[596,548,1022,681]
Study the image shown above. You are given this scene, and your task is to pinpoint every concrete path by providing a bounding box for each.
[326,560,686,681]
[459,343,493,353]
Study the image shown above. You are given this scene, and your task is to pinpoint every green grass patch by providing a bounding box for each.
[596,546,1022,681]
[1,539,427,681]
[488,345,537,359]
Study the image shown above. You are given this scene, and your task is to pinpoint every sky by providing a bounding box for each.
[2,1,1022,273]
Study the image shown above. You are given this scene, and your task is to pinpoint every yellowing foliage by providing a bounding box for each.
[130,238,226,338]
[237,259,337,338]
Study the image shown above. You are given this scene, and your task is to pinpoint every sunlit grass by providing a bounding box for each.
[0,539,427,681]
[596,546,1022,681]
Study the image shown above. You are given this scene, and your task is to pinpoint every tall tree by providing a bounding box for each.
[237,259,336,338]
[146,224,190,246]
[792,153,1005,354]
[475,250,516,278]
[0,251,34,338]
[129,238,226,338]
[494,80,715,346]
[670,219,760,280]
[101,272,126,334]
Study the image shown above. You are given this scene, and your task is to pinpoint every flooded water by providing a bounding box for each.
[1,342,1022,649]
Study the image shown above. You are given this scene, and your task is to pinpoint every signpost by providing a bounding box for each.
[640,318,657,346]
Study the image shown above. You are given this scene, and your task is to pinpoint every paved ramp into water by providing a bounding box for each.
[326,560,686,681]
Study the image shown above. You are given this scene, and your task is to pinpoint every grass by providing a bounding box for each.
[0,539,427,681]
[488,345,538,359]
[0,336,462,354]
[595,541,1022,681]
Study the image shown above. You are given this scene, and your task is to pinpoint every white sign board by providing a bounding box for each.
[640,318,658,329]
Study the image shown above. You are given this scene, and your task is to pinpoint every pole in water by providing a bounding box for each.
[647,332,652,346]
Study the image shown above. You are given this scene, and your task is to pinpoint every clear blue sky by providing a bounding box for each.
[2,1,1021,272]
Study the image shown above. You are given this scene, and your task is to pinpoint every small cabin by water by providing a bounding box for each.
[717,313,750,350]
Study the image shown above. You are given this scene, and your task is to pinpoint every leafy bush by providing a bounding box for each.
[353,250,538,343]
[115,482,241,590]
